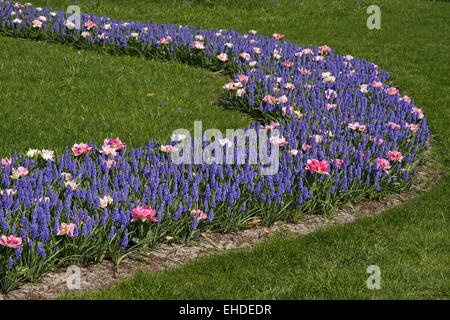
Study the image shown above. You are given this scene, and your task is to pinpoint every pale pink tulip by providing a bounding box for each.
[131,206,157,223]
[72,143,91,156]
[0,235,22,248]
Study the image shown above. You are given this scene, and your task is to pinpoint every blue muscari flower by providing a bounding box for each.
[7,257,13,269]
[36,242,46,258]
[100,208,109,226]
[14,246,22,260]
[118,229,128,249]
[190,216,197,230]
[107,226,115,240]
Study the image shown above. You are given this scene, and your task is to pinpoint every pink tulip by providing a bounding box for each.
[318,45,331,55]
[298,67,311,75]
[270,136,288,147]
[84,20,96,30]
[260,122,279,131]
[400,95,412,105]
[326,104,337,110]
[11,167,29,179]
[387,150,403,162]
[387,121,401,130]
[240,52,251,61]
[372,81,383,89]
[300,48,313,55]
[217,53,228,62]
[131,205,157,223]
[263,95,276,105]
[236,88,246,97]
[333,159,344,169]
[376,158,391,172]
[344,54,354,61]
[157,37,170,44]
[272,33,284,40]
[191,41,205,50]
[0,235,22,248]
[277,95,288,104]
[190,209,207,221]
[305,159,329,175]
[236,75,249,83]
[104,137,125,151]
[1,158,12,168]
[284,82,295,90]
[348,122,366,132]
[72,143,91,156]
[405,123,419,133]
[301,143,312,152]
[223,82,235,90]
[282,106,295,116]
[283,61,293,68]
[57,223,76,236]
[160,145,178,153]
[412,107,424,120]
[385,87,399,96]
[313,135,323,144]
[325,89,337,100]
[105,160,117,169]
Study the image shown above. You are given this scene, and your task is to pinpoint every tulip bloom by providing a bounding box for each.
[272,33,284,40]
[305,159,330,175]
[191,41,205,50]
[217,53,228,62]
[412,107,424,120]
[260,122,279,131]
[387,150,403,162]
[1,158,12,168]
[298,67,311,75]
[236,75,248,83]
[263,95,276,105]
[270,136,288,147]
[376,158,391,172]
[72,143,91,156]
[84,20,96,30]
[131,206,157,223]
[333,159,344,169]
[318,45,331,55]
[57,223,76,236]
[0,235,22,248]
[385,87,399,96]
[301,143,312,152]
[160,145,178,153]
[190,209,207,221]
[11,167,29,179]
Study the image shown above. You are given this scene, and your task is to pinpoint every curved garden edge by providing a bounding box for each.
[0,147,440,300]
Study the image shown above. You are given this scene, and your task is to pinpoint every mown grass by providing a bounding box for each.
[1,0,448,299]
[0,37,250,155]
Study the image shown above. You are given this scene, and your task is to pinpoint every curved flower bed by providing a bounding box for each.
[0,1,429,292]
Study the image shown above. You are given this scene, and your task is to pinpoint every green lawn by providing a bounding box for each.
[0,38,249,155]
[2,0,449,299]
